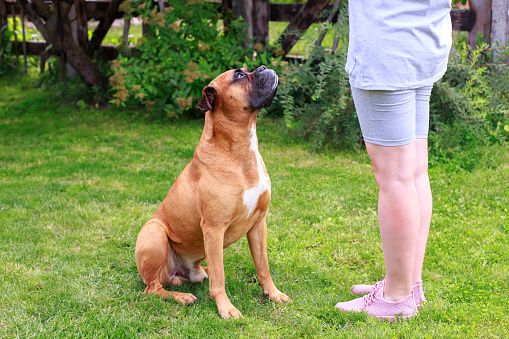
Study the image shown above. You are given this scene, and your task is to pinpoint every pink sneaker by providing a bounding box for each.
[350,278,386,296]
[351,279,426,309]
[335,284,418,322]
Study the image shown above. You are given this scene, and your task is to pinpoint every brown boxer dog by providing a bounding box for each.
[135,65,290,319]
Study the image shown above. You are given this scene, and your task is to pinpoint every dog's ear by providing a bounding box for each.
[197,86,216,113]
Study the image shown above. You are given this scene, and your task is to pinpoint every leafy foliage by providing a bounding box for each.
[278,21,509,170]
[279,47,359,150]
[0,19,17,74]
[110,0,284,119]
[428,42,509,170]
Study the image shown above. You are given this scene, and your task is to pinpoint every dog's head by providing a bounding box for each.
[197,66,278,115]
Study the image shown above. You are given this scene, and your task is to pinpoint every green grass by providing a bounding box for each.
[0,72,508,338]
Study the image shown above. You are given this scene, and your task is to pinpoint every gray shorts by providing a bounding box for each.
[352,86,433,146]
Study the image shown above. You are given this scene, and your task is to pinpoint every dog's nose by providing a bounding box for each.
[256,65,267,73]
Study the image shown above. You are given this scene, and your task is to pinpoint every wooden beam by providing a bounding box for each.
[232,0,253,40]
[75,0,89,50]
[451,8,475,31]
[253,0,269,45]
[0,0,7,30]
[5,2,478,32]
[491,0,509,63]
[468,0,492,48]
[13,40,122,60]
[279,0,330,56]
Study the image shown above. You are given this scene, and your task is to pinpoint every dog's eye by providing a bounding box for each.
[235,72,245,79]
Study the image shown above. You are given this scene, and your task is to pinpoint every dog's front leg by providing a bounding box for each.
[247,217,290,304]
[202,221,242,319]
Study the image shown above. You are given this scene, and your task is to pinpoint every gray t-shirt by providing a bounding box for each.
[346,0,452,90]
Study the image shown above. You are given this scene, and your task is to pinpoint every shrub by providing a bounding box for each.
[428,42,509,169]
[0,20,17,74]
[278,46,359,150]
[110,0,284,119]
[278,23,509,170]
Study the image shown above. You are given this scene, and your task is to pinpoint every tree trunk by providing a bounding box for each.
[18,0,124,88]
[279,0,331,56]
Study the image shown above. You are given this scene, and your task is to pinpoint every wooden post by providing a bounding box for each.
[222,0,233,35]
[468,0,492,48]
[157,0,164,12]
[20,8,27,72]
[11,4,18,58]
[0,0,7,31]
[492,0,509,64]
[253,0,269,46]
[122,18,130,46]
[75,0,88,51]
[232,0,253,42]
[0,0,6,65]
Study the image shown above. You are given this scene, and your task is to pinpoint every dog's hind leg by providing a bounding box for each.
[135,220,197,305]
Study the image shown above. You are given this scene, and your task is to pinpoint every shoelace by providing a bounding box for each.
[362,291,377,307]
[362,280,384,307]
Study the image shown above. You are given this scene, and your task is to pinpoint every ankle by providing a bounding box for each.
[382,287,411,302]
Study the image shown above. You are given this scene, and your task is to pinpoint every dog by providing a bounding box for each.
[135,65,290,319]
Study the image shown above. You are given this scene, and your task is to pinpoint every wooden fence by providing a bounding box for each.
[1,0,507,63]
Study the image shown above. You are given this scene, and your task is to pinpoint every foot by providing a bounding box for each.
[173,292,198,305]
[336,285,418,322]
[350,278,426,308]
[264,287,291,303]
[216,299,243,319]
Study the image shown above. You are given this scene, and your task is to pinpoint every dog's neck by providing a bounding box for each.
[199,110,258,156]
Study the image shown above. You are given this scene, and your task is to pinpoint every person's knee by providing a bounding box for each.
[373,166,416,192]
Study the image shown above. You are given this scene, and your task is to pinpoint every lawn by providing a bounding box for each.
[0,73,508,338]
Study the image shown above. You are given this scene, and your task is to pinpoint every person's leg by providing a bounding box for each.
[365,141,420,302]
[412,86,433,284]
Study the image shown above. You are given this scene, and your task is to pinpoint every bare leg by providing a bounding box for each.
[412,138,432,283]
[365,141,420,302]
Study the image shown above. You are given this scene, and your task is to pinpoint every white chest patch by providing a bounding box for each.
[243,124,270,215]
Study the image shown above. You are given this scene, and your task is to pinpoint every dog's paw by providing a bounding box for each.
[219,306,243,319]
[174,292,198,305]
[265,289,291,303]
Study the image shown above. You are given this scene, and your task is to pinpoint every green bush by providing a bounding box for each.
[0,20,17,74]
[278,47,359,150]
[110,0,284,119]
[278,26,509,170]
[428,42,509,169]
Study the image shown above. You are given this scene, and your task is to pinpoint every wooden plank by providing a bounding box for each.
[253,0,269,45]
[491,0,509,63]
[451,8,475,31]
[4,2,477,32]
[468,0,492,48]
[232,0,253,40]
[75,0,89,50]
[279,0,330,55]
[0,0,7,30]
[14,40,121,60]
